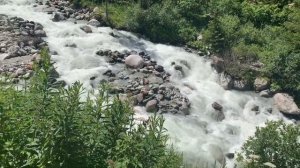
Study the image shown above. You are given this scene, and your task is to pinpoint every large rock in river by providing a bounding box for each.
[125,55,144,69]
[274,93,300,115]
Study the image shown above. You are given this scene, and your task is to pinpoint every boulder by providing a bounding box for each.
[155,65,164,72]
[80,25,92,33]
[211,56,224,73]
[88,19,100,27]
[52,12,65,22]
[274,93,300,115]
[125,55,144,69]
[212,102,223,111]
[146,99,158,112]
[254,77,269,91]
[34,30,46,37]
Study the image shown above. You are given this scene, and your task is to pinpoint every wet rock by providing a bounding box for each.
[125,55,144,69]
[52,12,65,22]
[34,30,46,37]
[65,43,77,48]
[180,103,190,115]
[254,77,270,91]
[225,153,234,159]
[212,102,223,111]
[80,25,92,33]
[259,90,272,98]
[154,65,164,72]
[174,65,182,71]
[88,19,100,27]
[251,105,259,112]
[146,99,158,112]
[34,23,43,30]
[274,93,300,115]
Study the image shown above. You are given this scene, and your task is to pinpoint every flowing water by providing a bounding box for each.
[0,0,292,167]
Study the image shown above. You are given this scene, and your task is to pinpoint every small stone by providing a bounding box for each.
[80,25,92,33]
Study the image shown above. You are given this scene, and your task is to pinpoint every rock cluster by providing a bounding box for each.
[94,49,191,115]
[0,15,47,83]
[37,0,101,25]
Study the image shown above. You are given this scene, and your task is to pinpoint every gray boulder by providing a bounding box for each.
[212,102,223,111]
[80,25,92,33]
[274,93,300,115]
[52,12,65,22]
[34,30,46,37]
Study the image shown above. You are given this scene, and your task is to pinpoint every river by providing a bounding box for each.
[0,0,290,167]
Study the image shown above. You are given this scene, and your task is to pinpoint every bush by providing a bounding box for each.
[237,121,300,168]
[0,49,183,168]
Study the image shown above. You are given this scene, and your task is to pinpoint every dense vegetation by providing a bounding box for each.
[237,121,300,168]
[0,49,183,167]
[73,0,300,104]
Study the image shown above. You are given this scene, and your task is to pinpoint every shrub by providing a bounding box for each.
[237,121,300,168]
[0,49,183,168]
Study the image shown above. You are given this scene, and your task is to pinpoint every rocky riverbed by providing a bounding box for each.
[0,14,46,83]
[15,0,191,115]
[93,49,191,114]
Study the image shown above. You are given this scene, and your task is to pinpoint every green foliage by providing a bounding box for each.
[0,49,183,168]
[237,121,300,168]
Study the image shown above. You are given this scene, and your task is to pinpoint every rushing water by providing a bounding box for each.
[0,0,291,167]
